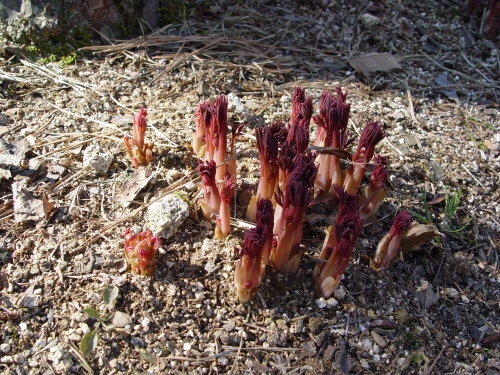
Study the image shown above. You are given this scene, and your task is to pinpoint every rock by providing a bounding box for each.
[323,345,335,361]
[224,319,236,332]
[0,113,12,125]
[83,143,113,174]
[184,181,197,192]
[0,343,10,354]
[103,102,114,112]
[302,340,317,357]
[315,298,327,309]
[360,13,380,26]
[371,331,387,348]
[333,286,346,299]
[0,355,13,364]
[112,311,133,328]
[326,297,338,309]
[144,194,189,238]
[227,93,249,119]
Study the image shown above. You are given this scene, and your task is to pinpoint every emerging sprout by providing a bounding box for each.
[124,227,161,276]
[343,121,385,195]
[215,172,236,239]
[124,107,154,167]
[234,223,268,303]
[272,153,317,274]
[198,160,221,220]
[246,122,284,223]
[313,88,351,198]
[371,210,412,271]
[193,101,213,158]
[358,155,390,220]
[314,187,363,298]
[256,198,274,270]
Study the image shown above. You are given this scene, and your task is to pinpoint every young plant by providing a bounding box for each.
[234,223,268,303]
[198,159,221,220]
[272,153,317,274]
[215,172,236,239]
[192,101,213,158]
[313,88,351,198]
[343,121,385,195]
[213,95,229,181]
[246,121,285,223]
[256,197,274,270]
[123,227,161,276]
[371,210,412,271]
[313,187,363,298]
[358,155,390,220]
[80,285,119,357]
[124,107,154,167]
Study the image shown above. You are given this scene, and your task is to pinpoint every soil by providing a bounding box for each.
[1,0,500,374]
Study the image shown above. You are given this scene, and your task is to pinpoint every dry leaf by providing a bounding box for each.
[42,193,56,218]
[349,53,402,75]
[400,223,438,254]
[12,179,45,223]
[116,167,154,207]
[415,279,440,310]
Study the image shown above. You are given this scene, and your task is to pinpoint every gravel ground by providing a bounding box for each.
[1,0,500,374]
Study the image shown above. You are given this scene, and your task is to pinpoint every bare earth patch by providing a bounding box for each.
[1,0,499,374]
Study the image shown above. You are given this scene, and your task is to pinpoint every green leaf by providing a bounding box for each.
[102,285,119,306]
[101,313,113,322]
[80,330,98,356]
[84,308,100,320]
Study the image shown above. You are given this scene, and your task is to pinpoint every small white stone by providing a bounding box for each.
[280,95,291,103]
[373,354,381,361]
[325,297,339,309]
[83,144,113,174]
[141,317,151,328]
[315,298,327,309]
[363,338,373,351]
[0,343,11,353]
[144,194,189,238]
[461,294,470,304]
[360,13,380,26]
[333,286,346,299]
[19,322,28,331]
[79,323,90,334]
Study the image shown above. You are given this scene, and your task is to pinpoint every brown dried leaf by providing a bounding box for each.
[42,193,56,218]
[116,167,154,207]
[400,223,439,254]
[349,53,402,75]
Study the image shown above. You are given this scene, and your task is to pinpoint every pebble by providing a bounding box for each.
[0,113,12,125]
[1,356,13,364]
[315,298,327,309]
[325,297,338,309]
[333,286,346,299]
[217,356,229,366]
[184,181,197,192]
[67,333,81,341]
[141,317,151,328]
[224,319,236,332]
[360,13,380,26]
[280,95,291,103]
[360,358,370,369]
[103,102,114,112]
[14,353,26,364]
[0,343,11,353]
[371,331,387,348]
[144,194,189,239]
[362,338,373,351]
[112,311,133,328]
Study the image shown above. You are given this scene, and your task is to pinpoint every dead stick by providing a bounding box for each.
[424,345,446,375]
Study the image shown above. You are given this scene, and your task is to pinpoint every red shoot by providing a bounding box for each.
[124,227,161,276]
